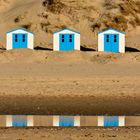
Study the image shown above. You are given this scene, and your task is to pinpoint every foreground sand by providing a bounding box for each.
[0,127,140,140]
[0,50,139,115]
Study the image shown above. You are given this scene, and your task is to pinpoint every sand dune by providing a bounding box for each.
[0,0,139,50]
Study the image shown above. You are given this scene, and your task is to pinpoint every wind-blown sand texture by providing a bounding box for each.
[0,127,140,140]
[0,50,139,115]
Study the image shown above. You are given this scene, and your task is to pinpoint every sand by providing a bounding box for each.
[0,50,139,115]
[0,127,140,140]
[0,0,139,138]
[0,0,138,115]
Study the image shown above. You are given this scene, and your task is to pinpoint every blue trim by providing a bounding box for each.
[98,28,125,34]
[54,28,80,34]
[6,28,33,34]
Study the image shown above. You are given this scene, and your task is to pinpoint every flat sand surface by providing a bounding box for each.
[0,50,139,115]
[0,127,140,140]
[0,0,140,51]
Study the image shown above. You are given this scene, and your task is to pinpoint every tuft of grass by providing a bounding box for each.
[104,0,118,10]
[40,22,51,32]
[60,25,67,29]
[42,0,55,6]
[21,23,32,30]
[92,22,101,31]
[114,15,127,24]
[42,0,66,14]
[38,12,48,19]
[14,17,20,23]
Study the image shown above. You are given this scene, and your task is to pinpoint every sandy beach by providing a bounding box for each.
[0,0,139,139]
[0,50,139,115]
[0,127,140,140]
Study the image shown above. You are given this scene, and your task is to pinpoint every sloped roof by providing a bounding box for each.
[98,28,125,34]
[54,28,80,34]
[6,28,34,34]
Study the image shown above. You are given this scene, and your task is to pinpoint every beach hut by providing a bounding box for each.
[6,115,33,127]
[98,28,125,53]
[53,116,80,127]
[6,28,34,50]
[53,28,80,51]
[12,115,27,127]
[98,116,125,127]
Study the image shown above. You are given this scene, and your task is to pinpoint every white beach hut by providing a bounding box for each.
[6,115,33,127]
[98,28,125,53]
[53,116,80,127]
[6,28,34,50]
[98,116,125,127]
[53,28,80,51]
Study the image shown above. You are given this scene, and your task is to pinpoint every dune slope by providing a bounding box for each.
[0,0,139,50]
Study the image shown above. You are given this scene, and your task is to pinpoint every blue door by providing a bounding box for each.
[104,116,119,127]
[59,34,74,51]
[12,116,27,127]
[59,116,74,127]
[13,34,28,49]
[104,34,119,52]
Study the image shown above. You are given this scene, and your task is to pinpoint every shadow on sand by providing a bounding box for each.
[126,47,140,52]
[0,48,6,50]
[34,46,53,51]
[81,46,96,52]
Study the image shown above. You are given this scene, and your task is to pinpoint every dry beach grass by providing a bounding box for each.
[0,0,139,50]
